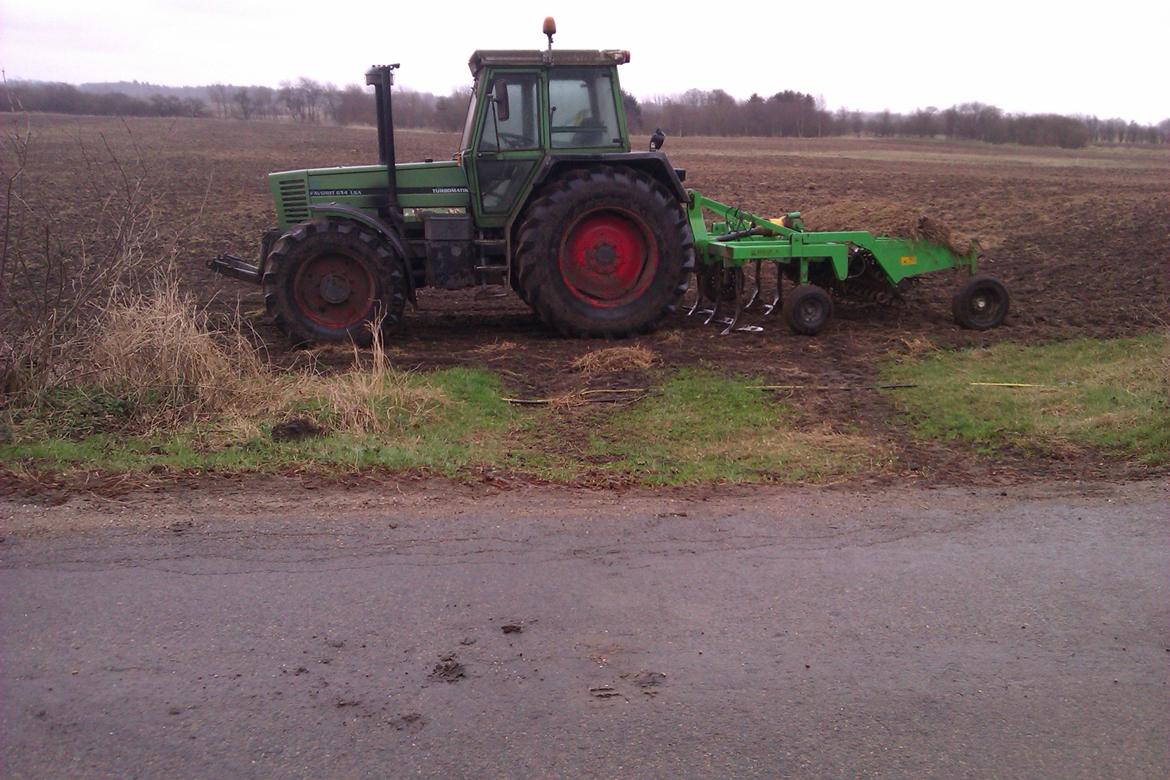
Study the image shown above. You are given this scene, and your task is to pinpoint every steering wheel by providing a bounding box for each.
[496,131,531,150]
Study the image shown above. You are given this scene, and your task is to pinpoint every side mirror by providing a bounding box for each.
[493,80,510,123]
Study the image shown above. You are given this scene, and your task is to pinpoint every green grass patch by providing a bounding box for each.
[882,334,1170,464]
[0,368,514,476]
[584,370,884,485]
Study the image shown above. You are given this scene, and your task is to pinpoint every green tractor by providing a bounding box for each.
[212,19,694,345]
[212,19,1008,345]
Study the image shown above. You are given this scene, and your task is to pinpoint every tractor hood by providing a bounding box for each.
[268,161,470,229]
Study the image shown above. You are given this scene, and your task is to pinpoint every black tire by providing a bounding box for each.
[783,284,833,336]
[514,167,695,338]
[263,219,406,346]
[952,275,1009,330]
[509,267,531,307]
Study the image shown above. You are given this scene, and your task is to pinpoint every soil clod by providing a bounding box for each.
[389,712,428,732]
[589,685,621,699]
[271,417,325,443]
[429,653,465,683]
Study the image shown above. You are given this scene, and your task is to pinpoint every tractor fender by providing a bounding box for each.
[529,153,688,205]
[304,202,416,303]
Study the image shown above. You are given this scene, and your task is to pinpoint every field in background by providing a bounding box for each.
[2,114,1167,486]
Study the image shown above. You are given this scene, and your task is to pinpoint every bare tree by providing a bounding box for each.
[208,84,230,118]
[233,88,255,120]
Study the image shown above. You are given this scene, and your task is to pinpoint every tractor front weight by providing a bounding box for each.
[684,191,1000,336]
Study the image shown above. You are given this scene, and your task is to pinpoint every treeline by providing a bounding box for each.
[628,90,1168,148]
[1,78,468,130]
[0,81,207,118]
[4,79,1167,149]
[204,79,469,129]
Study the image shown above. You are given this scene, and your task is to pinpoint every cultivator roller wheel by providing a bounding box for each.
[783,284,833,336]
[698,264,738,304]
[952,275,1009,330]
[701,267,738,327]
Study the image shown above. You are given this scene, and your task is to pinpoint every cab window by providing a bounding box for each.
[549,69,622,149]
[478,74,539,151]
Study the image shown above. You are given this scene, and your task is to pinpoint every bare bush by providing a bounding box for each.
[0,116,165,394]
[0,113,443,443]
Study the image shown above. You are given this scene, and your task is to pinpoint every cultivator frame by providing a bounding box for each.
[684,192,988,335]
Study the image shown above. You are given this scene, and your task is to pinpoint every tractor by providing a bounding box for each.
[211,18,1008,345]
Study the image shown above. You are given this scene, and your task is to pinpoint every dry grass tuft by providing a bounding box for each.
[12,280,445,439]
[83,282,266,426]
[896,335,938,359]
[571,346,656,375]
[287,320,446,435]
[473,340,518,356]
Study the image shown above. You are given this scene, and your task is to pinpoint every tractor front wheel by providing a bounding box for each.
[263,219,406,346]
[783,284,833,336]
[515,168,694,337]
[951,276,1009,330]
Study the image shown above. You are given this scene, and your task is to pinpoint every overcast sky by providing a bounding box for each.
[2,0,1167,124]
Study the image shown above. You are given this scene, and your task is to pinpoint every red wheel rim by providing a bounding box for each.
[292,253,374,329]
[558,209,658,308]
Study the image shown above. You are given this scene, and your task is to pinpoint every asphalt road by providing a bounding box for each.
[1,480,1167,778]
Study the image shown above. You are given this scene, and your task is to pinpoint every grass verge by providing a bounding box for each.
[1,368,512,476]
[2,367,883,486]
[568,370,884,485]
[881,334,1170,464]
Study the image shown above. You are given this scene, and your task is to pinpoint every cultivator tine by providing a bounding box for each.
[716,268,763,335]
[704,287,723,326]
[761,261,782,315]
[687,271,713,317]
[743,260,762,310]
[718,268,745,335]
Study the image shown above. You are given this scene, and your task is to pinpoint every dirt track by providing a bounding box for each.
[8,115,1169,482]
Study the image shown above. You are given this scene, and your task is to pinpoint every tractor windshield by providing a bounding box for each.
[548,69,622,149]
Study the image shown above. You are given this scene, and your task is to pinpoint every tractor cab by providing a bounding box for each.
[459,48,634,225]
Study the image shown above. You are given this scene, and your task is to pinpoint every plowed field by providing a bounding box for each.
[9,114,1168,480]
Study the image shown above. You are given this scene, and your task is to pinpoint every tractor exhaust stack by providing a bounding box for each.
[365,64,402,220]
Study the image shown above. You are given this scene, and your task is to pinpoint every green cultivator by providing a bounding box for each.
[684,193,1008,335]
[212,18,1009,345]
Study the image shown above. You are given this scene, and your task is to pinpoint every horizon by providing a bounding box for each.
[2,0,1168,125]
[21,76,1161,127]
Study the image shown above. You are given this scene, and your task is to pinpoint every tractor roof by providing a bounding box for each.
[468,49,630,77]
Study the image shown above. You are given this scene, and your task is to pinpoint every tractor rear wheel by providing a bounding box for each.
[515,168,694,337]
[783,284,833,336]
[952,276,1009,330]
[263,219,406,346]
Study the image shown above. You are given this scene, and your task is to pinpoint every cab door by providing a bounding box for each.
[467,71,544,227]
